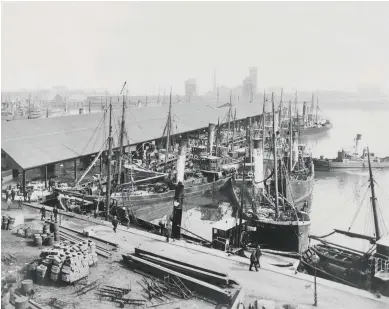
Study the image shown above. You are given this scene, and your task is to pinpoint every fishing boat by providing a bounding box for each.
[234,94,311,254]
[263,95,314,210]
[54,90,233,222]
[299,149,389,295]
[295,94,333,137]
[313,134,389,170]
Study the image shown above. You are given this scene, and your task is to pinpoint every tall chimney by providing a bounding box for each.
[292,132,299,164]
[355,134,362,155]
[172,181,184,239]
[208,123,216,154]
[253,132,264,190]
[176,144,186,184]
[302,102,307,124]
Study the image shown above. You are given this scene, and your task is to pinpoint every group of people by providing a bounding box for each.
[40,205,59,222]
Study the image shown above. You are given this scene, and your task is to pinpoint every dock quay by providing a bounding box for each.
[1,201,388,309]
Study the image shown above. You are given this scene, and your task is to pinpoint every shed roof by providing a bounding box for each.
[1,101,263,170]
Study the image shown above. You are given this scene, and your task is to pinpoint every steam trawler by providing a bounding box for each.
[299,149,389,295]
[234,95,311,254]
[313,134,389,170]
[52,92,235,222]
[294,94,333,137]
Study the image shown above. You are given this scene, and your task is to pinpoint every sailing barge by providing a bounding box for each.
[299,149,389,295]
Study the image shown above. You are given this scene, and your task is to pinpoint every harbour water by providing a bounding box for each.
[159,106,389,250]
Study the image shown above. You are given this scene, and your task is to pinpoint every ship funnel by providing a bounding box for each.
[302,102,307,124]
[292,132,299,164]
[176,144,186,184]
[253,136,264,189]
[355,134,362,155]
[208,123,216,154]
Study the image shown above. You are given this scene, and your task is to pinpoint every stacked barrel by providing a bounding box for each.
[1,216,15,230]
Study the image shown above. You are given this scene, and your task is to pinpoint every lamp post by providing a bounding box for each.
[312,253,320,306]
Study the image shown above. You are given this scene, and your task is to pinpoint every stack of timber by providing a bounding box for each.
[59,226,116,258]
[122,248,236,305]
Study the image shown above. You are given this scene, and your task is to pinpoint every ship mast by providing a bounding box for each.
[367,147,380,240]
[226,92,232,150]
[215,118,220,156]
[165,91,172,164]
[311,93,315,122]
[231,108,236,151]
[316,97,319,123]
[289,100,293,173]
[272,93,279,219]
[262,92,266,153]
[105,99,113,220]
[117,82,127,186]
[279,88,283,130]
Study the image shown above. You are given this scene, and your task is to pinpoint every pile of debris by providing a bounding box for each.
[36,240,98,284]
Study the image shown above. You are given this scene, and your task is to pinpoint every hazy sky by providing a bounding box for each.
[2,1,389,95]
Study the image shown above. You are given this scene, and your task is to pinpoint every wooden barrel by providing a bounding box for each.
[21,279,34,295]
[42,224,49,234]
[8,284,16,304]
[2,216,8,230]
[1,290,10,308]
[34,234,43,247]
[17,228,25,236]
[24,227,32,238]
[52,222,59,233]
[5,273,17,284]
[41,233,48,242]
[47,235,54,246]
[14,296,29,309]
[7,217,15,230]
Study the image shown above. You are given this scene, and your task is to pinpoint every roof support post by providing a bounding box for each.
[74,159,77,180]
[22,170,26,196]
[45,165,48,189]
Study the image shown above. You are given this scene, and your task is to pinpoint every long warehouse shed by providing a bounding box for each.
[1,101,264,171]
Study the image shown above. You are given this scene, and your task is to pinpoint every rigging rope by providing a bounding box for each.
[80,112,106,156]
[348,185,370,231]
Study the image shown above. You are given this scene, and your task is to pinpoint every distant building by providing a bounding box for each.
[249,67,258,95]
[242,67,258,102]
[185,78,197,100]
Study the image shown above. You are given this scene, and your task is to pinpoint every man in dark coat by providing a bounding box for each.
[53,206,59,222]
[112,216,119,233]
[40,206,46,220]
[11,189,15,202]
[255,245,262,268]
[249,250,258,271]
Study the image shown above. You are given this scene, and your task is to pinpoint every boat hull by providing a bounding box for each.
[299,123,333,136]
[250,219,310,254]
[313,159,389,171]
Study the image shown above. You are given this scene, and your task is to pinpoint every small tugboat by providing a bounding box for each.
[313,134,389,170]
[299,148,389,295]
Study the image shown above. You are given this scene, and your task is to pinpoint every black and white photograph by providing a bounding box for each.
[1,1,389,309]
